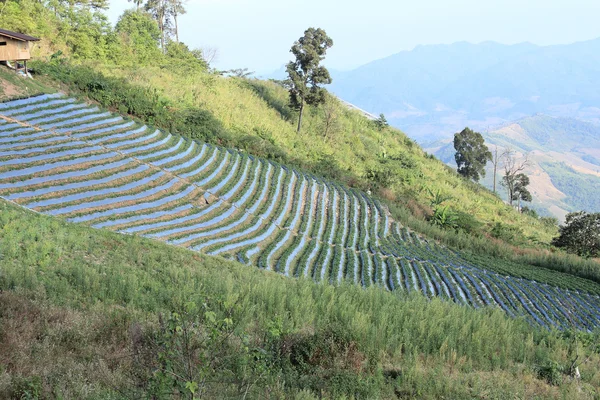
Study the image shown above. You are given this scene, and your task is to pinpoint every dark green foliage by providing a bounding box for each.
[286,27,333,132]
[33,61,228,143]
[374,113,389,131]
[163,41,208,72]
[512,173,532,210]
[453,127,492,182]
[552,212,600,258]
[276,325,380,398]
[366,161,399,189]
[522,206,538,218]
[540,216,559,227]
[454,210,483,234]
[115,9,162,64]
[502,171,532,210]
[134,301,274,398]
[491,222,525,244]
[535,361,564,386]
[430,205,458,229]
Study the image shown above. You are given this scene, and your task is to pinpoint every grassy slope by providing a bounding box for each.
[1,199,599,399]
[105,65,556,241]
[1,61,600,398]
[0,67,53,101]
[49,63,598,283]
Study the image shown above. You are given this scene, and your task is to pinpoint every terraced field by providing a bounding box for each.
[2,93,600,330]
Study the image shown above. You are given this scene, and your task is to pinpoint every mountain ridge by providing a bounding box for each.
[328,37,600,142]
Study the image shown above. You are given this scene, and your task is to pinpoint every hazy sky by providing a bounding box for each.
[107,0,600,74]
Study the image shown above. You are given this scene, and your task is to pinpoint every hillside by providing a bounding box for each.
[427,115,600,220]
[4,90,600,330]
[328,39,600,142]
[3,197,600,398]
[0,48,599,400]
[2,3,600,398]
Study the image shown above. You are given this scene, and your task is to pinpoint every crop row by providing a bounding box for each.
[1,94,599,330]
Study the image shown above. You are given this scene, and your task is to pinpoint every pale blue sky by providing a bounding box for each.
[107,0,600,74]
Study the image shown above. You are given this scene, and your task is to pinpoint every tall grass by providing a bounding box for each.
[1,199,599,398]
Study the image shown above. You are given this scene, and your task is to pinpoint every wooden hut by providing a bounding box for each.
[0,28,40,73]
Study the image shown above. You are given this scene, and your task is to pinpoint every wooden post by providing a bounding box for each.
[24,60,27,75]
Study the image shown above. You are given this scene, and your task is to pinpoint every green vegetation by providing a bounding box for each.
[453,127,491,182]
[2,2,600,396]
[29,61,600,283]
[286,27,333,132]
[552,212,600,258]
[3,0,595,280]
[542,162,600,212]
[1,199,599,398]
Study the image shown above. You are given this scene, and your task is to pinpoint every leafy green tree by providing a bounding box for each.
[286,27,333,132]
[164,41,207,71]
[512,173,532,211]
[169,0,187,43]
[145,0,171,53]
[552,211,600,258]
[453,127,492,182]
[115,9,161,64]
[374,113,388,131]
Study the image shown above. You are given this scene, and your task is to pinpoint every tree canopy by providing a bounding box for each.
[552,212,600,258]
[453,127,492,182]
[286,27,333,132]
[115,9,162,64]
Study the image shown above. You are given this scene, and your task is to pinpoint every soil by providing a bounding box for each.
[0,78,22,100]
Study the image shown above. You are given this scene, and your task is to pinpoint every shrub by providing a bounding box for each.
[552,211,600,258]
[490,222,524,244]
[454,210,483,234]
[535,361,564,386]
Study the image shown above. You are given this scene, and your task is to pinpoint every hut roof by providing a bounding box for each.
[0,28,40,42]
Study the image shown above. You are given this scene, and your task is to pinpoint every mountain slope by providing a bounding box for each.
[3,200,599,399]
[427,114,600,219]
[2,92,600,329]
[329,38,600,142]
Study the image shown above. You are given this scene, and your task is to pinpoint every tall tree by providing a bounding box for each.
[552,211,600,258]
[169,0,186,43]
[453,127,492,182]
[115,9,161,64]
[500,148,530,207]
[512,173,532,212]
[127,0,145,10]
[145,0,170,53]
[286,27,333,133]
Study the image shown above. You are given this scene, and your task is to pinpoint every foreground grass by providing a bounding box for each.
[1,199,599,399]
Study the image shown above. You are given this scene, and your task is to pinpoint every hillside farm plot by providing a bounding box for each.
[1,94,600,330]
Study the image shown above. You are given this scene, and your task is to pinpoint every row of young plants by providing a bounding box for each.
[1,94,600,330]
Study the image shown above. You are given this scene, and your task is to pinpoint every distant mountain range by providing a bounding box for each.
[325,38,600,143]
[426,115,600,220]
